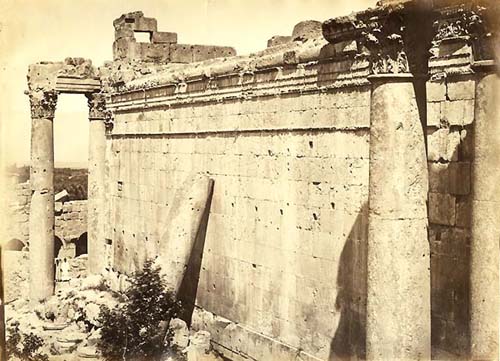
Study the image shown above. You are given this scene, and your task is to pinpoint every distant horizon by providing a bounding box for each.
[9,161,88,169]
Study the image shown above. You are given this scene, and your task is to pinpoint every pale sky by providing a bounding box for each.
[0,0,373,166]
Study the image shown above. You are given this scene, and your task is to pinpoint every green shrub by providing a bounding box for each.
[6,323,48,361]
[97,259,182,361]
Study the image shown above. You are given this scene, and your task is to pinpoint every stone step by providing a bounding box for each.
[77,345,100,359]
[43,322,69,331]
[56,331,87,343]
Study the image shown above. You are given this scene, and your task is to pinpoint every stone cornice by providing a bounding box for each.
[107,60,371,113]
[27,90,58,119]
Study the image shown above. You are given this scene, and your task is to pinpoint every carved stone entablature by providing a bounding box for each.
[432,1,499,62]
[57,58,98,79]
[322,1,437,76]
[86,92,107,120]
[27,90,58,119]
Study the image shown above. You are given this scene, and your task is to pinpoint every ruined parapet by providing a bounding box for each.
[112,11,236,63]
[27,58,101,94]
[266,35,292,48]
[266,20,322,48]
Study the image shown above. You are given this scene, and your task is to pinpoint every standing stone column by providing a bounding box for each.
[361,7,434,358]
[367,74,430,360]
[86,92,107,274]
[470,65,500,360]
[28,90,58,302]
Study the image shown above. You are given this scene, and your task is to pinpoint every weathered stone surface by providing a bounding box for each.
[170,318,189,349]
[267,35,292,48]
[367,77,430,360]
[21,1,499,360]
[470,71,500,360]
[112,12,235,63]
[152,31,178,44]
[292,20,322,41]
[29,108,56,303]
[3,251,29,303]
[429,192,456,226]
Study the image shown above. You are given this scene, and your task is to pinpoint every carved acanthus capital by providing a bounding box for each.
[357,14,410,75]
[86,92,107,120]
[357,5,436,76]
[322,2,436,76]
[432,2,499,61]
[27,90,58,119]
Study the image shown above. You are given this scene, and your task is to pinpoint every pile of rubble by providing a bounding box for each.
[5,275,119,359]
[5,275,224,361]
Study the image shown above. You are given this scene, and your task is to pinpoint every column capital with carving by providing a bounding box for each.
[27,90,58,119]
[323,1,437,77]
[86,92,107,121]
[431,1,499,63]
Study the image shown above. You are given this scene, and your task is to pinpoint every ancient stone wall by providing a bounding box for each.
[426,35,479,357]
[5,180,88,250]
[105,28,373,359]
[22,1,499,359]
[55,200,88,245]
[102,3,500,356]
[5,181,30,248]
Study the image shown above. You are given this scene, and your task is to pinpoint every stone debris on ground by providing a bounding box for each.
[5,273,224,361]
[5,274,120,360]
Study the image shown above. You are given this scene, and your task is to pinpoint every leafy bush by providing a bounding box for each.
[97,259,182,361]
[6,323,48,361]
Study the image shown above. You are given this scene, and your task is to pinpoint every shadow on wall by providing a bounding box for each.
[329,203,368,361]
[428,125,472,358]
[54,236,64,259]
[176,181,215,325]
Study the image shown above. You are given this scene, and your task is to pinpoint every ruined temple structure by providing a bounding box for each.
[24,1,499,360]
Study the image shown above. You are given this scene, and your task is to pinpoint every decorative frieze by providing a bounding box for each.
[27,90,58,119]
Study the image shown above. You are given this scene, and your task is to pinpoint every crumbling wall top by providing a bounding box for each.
[27,58,101,94]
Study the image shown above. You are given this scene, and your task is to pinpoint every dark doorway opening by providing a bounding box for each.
[75,232,88,257]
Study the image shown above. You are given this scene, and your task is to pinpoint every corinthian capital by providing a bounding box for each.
[86,92,107,120]
[322,1,437,77]
[28,90,58,119]
[357,4,436,76]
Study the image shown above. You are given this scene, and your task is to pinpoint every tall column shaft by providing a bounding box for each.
[28,90,57,302]
[366,75,430,360]
[470,70,500,360]
[87,93,107,274]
